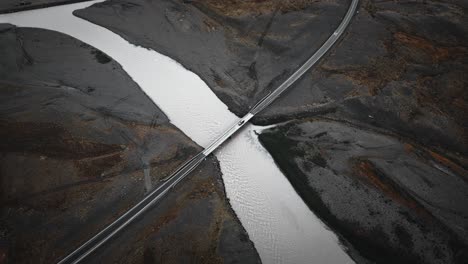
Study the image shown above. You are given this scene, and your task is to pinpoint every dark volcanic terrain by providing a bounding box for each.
[259,120,468,264]
[76,0,468,263]
[74,0,349,117]
[0,0,91,14]
[0,24,260,263]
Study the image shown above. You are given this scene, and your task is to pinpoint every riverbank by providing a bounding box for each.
[74,0,349,117]
[0,24,260,263]
[2,1,355,262]
[73,0,468,263]
[259,119,468,264]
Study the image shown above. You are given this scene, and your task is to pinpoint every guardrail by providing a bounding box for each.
[58,0,359,262]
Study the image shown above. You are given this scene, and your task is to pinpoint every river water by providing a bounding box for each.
[0,2,353,263]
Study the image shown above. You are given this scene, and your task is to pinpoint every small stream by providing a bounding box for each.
[0,2,353,263]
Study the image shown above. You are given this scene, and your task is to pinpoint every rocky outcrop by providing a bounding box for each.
[0,24,260,263]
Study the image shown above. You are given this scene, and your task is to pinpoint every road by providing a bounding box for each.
[58,0,359,263]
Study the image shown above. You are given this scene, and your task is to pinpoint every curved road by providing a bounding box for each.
[58,0,359,263]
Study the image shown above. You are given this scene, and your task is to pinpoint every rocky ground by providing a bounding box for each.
[75,0,468,263]
[0,24,260,263]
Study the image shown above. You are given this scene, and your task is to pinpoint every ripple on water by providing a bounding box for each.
[0,3,353,263]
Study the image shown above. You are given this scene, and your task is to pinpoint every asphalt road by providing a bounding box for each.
[58,0,359,263]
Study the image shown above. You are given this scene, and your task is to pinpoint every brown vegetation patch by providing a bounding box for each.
[403,143,467,182]
[414,74,468,129]
[394,32,467,63]
[0,245,7,264]
[403,143,415,154]
[128,179,225,263]
[130,122,164,140]
[321,56,406,95]
[151,206,182,235]
[353,159,430,217]
[428,151,468,179]
[346,58,405,95]
[12,177,110,214]
[188,180,216,199]
[74,152,123,179]
[0,120,122,159]
[194,0,317,17]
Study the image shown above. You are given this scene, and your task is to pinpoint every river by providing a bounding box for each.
[0,2,353,263]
